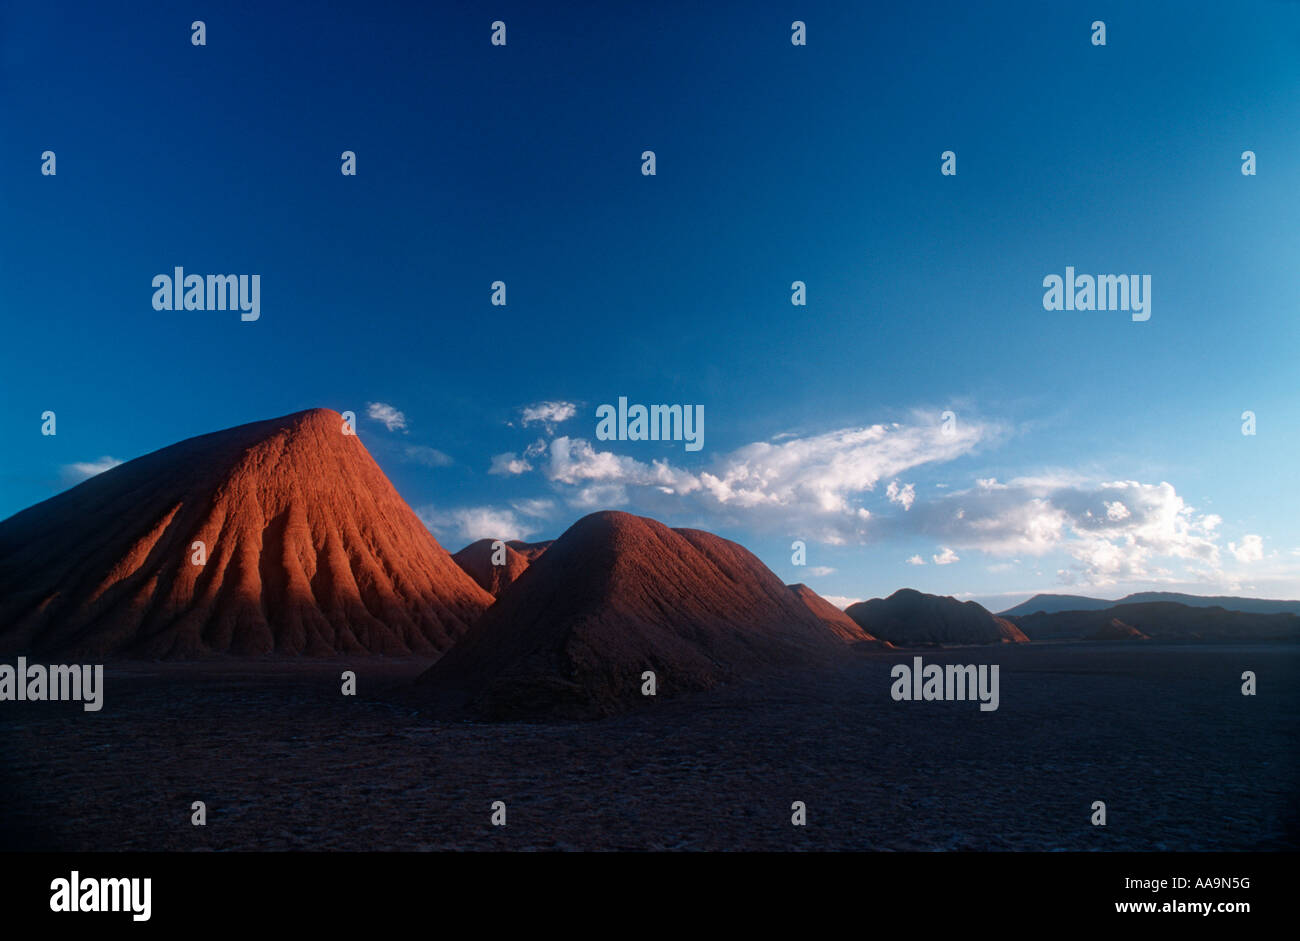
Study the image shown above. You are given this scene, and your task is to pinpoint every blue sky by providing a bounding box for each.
[2,1,1297,609]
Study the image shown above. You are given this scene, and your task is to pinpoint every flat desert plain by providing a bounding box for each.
[1,643,1294,851]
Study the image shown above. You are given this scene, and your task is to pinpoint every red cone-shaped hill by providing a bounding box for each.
[0,409,493,657]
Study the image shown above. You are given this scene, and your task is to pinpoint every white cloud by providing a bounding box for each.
[473,412,1262,591]
[417,505,533,543]
[888,476,1224,586]
[521,401,577,429]
[62,457,123,482]
[510,498,556,519]
[489,452,533,476]
[807,566,836,577]
[546,436,700,495]
[886,480,916,511]
[696,421,986,518]
[1229,534,1264,563]
[933,547,960,565]
[404,445,453,468]
[568,482,631,509]
[366,402,407,432]
[532,416,991,543]
[547,436,641,484]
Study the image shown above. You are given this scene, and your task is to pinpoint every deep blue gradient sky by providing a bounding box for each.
[2,1,1297,609]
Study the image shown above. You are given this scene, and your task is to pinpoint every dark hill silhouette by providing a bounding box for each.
[846,588,1028,645]
[0,409,494,657]
[1007,602,1300,641]
[1087,619,1150,641]
[999,591,1300,617]
[1118,592,1300,615]
[414,511,871,719]
[997,593,1111,616]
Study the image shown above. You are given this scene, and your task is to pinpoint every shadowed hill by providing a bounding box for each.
[999,591,1300,617]
[415,511,871,719]
[1088,619,1150,641]
[1008,602,1300,641]
[846,588,1029,646]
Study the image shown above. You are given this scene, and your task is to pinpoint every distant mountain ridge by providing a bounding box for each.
[998,591,1300,617]
[1006,602,1300,641]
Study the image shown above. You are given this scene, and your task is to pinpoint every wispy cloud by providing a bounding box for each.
[511,497,556,518]
[62,457,123,483]
[489,452,533,476]
[467,409,1278,592]
[366,402,408,432]
[519,401,577,432]
[529,415,993,543]
[404,445,452,468]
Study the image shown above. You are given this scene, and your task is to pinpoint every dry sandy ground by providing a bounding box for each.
[1,643,1294,851]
